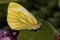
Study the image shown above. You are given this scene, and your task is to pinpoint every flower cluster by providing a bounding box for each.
[0,30,19,40]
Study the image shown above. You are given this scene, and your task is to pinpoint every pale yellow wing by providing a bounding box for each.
[7,2,40,30]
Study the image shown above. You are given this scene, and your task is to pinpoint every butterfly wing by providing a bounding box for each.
[7,2,40,30]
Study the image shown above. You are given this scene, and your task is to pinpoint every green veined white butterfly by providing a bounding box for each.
[7,2,41,30]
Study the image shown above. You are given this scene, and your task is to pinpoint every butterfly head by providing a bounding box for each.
[31,22,41,30]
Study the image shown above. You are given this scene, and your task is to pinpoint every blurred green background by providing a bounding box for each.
[0,0,60,32]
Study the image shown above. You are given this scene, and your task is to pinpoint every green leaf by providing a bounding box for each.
[17,19,59,40]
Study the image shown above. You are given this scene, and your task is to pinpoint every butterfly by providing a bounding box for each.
[7,2,41,30]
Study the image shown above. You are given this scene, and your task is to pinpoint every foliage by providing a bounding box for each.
[18,19,59,40]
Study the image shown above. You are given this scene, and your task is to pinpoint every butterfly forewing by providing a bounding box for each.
[7,2,39,30]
